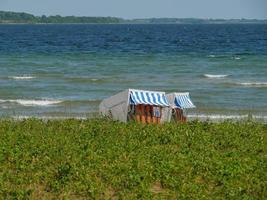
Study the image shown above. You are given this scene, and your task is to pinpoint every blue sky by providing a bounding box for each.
[0,0,266,19]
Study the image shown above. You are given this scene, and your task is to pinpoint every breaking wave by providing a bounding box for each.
[236,82,267,87]
[203,74,229,78]
[188,114,267,121]
[188,114,248,120]
[9,76,35,80]
[208,54,216,58]
[12,116,88,120]
[0,99,62,106]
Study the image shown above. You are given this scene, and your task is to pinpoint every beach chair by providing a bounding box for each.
[164,92,195,123]
[99,89,170,124]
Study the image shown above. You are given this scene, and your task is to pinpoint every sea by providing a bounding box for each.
[0,24,267,121]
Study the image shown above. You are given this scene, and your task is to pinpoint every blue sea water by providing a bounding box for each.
[0,24,267,120]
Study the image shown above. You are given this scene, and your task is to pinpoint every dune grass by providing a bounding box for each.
[0,119,266,199]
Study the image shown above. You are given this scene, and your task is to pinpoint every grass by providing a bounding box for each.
[0,118,266,199]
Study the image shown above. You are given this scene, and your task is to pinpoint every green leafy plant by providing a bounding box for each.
[0,119,266,199]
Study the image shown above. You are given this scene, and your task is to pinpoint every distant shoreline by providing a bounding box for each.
[1,10,267,24]
[1,22,267,25]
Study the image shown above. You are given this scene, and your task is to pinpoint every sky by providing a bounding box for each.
[0,0,266,19]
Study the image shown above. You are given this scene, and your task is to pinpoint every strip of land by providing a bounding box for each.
[1,11,267,24]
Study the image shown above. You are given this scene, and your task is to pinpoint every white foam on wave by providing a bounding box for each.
[203,74,229,78]
[234,57,241,60]
[188,114,248,120]
[9,76,35,80]
[15,100,62,106]
[12,116,87,120]
[237,82,267,87]
[253,115,267,120]
[1,105,10,109]
[188,114,267,122]
[0,99,62,106]
[10,114,267,122]
[208,55,216,58]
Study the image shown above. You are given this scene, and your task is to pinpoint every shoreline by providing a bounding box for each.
[1,113,266,123]
[1,22,267,25]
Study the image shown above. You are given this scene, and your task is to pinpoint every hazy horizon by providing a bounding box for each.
[0,0,267,20]
[1,10,267,20]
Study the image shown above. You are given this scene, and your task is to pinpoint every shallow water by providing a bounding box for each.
[0,24,267,120]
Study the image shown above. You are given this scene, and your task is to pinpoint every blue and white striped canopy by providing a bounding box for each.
[174,93,195,109]
[129,90,169,107]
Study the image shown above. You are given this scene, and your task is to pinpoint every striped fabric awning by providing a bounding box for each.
[129,90,169,107]
[174,93,195,109]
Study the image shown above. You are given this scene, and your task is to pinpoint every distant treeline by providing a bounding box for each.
[1,11,267,24]
[0,11,123,24]
[128,18,267,24]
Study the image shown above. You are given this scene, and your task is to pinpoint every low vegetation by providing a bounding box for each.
[0,119,266,199]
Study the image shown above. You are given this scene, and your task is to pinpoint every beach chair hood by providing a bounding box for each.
[129,89,169,107]
[167,92,195,109]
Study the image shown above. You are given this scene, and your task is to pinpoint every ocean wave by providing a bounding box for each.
[188,114,248,120]
[207,55,230,59]
[208,55,216,58]
[12,116,88,120]
[188,114,267,121]
[237,82,267,87]
[0,99,101,107]
[0,105,10,109]
[64,76,103,83]
[9,76,35,80]
[207,55,242,60]
[203,74,229,78]
[233,57,241,60]
[9,114,267,121]
[0,99,62,106]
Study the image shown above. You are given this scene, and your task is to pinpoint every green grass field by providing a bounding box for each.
[0,119,266,199]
